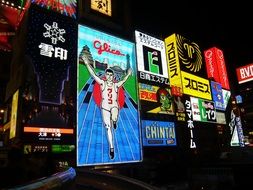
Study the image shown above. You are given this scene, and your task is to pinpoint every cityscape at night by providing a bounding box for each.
[1,0,253,190]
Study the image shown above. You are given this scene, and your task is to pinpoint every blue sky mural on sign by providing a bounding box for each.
[77,25,142,166]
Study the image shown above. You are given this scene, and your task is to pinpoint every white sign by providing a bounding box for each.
[39,22,68,60]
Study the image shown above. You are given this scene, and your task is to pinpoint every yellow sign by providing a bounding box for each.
[176,34,203,73]
[139,83,159,102]
[91,0,112,16]
[165,34,182,95]
[181,71,211,100]
[10,90,19,139]
[1,121,10,132]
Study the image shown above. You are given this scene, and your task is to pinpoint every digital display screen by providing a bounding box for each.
[24,5,77,145]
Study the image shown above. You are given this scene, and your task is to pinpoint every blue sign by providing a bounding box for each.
[77,25,142,166]
[211,81,224,111]
[142,120,176,146]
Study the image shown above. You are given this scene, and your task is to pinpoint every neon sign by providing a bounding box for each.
[31,0,77,19]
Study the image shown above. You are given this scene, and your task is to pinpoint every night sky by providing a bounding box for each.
[130,0,253,91]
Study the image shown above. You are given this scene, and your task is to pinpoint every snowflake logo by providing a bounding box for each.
[43,22,65,45]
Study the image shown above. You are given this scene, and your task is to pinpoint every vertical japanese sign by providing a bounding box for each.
[165,34,206,96]
[165,34,182,96]
[204,47,230,90]
[31,0,77,19]
[77,25,142,166]
[229,110,245,147]
[185,96,196,149]
[24,6,77,144]
[135,31,176,146]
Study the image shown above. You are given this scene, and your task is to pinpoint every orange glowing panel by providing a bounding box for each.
[204,47,230,90]
[24,127,74,134]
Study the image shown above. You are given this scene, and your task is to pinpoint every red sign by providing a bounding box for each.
[204,48,219,82]
[216,49,230,90]
[236,63,253,84]
[204,47,230,90]
[94,40,125,56]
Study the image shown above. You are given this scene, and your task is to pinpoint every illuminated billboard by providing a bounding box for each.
[24,6,77,144]
[142,120,176,146]
[181,71,212,100]
[135,31,174,117]
[138,83,174,115]
[222,89,231,110]
[91,0,112,16]
[10,89,19,139]
[210,81,224,111]
[138,83,176,146]
[236,63,253,84]
[24,144,75,154]
[24,144,50,154]
[174,95,186,122]
[190,97,216,123]
[135,31,169,86]
[135,31,176,146]
[164,34,182,96]
[31,0,77,19]
[229,110,244,147]
[23,126,74,143]
[165,34,206,96]
[77,25,142,166]
[185,96,197,149]
[216,111,226,124]
[26,6,77,105]
[179,96,225,154]
[204,47,230,90]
